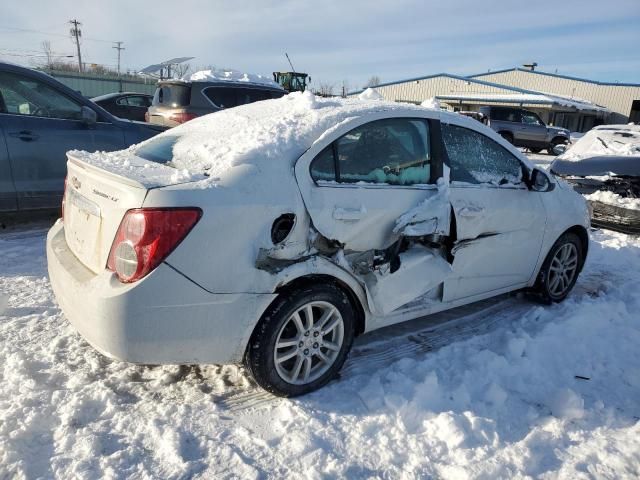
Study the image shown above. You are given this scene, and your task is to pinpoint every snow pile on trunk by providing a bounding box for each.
[1,226,640,477]
[559,125,640,161]
[75,93,431,187]
[358,88,384,101]
[181,68,282,89]
[421,97,440,109]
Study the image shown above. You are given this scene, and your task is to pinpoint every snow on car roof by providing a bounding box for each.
[558,124,640,161]
[74,92,440,188]
[180,68,283,89]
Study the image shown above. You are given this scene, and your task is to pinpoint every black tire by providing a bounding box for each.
[534,232,584,303]
[529,147,542,154]
[547,137,569,155]
[499,132,514,144]
[244,282,355,397]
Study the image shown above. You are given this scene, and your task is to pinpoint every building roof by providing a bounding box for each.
[436,92,610,112]
[468,68,640,88]
[349,72,542,96]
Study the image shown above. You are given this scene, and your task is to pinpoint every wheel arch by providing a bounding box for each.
[273,273,367,337]
[564,224,589,271]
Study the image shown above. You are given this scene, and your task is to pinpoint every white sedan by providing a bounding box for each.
[47,92,590,396]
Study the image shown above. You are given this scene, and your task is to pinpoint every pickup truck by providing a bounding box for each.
[480,106,570,154]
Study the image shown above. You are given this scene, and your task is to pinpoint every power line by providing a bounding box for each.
[0,24,114,43]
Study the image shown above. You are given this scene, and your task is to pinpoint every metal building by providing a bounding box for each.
[350,68,640,132]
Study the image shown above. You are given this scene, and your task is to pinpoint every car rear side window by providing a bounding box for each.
[153,84,191,107]
[490,108,521,123]
[441,123,523,185]
[310,118,431,186]
[204,87,238,109]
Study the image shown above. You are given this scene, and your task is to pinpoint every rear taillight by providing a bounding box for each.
[61,176,67,220]
[144,111,150,122]
[169,112,198,124]
[107,208,202,283]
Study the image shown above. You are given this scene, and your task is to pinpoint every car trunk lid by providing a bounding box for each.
[63,150,202,274]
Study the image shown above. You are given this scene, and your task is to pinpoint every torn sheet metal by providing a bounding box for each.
[394,177,450,237]
[363,244,452,316]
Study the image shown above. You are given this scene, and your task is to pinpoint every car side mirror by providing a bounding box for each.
[552,143,567,156]
[81,106,97,125]
[530,168,555,192]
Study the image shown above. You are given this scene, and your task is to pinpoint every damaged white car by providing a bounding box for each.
[47,92,590,396]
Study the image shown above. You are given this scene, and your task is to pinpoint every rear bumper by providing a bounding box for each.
[46,220,276,364]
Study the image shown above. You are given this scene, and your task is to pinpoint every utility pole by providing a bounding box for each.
[113,41,124,76]
[69,19,82,72]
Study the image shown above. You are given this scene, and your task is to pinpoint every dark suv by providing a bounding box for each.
[147,80,286,127]
[480,106,570,154]
[0,62,165,214]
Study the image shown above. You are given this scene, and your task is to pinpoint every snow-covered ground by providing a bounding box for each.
[1,219,639,479]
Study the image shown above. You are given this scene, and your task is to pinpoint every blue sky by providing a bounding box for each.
[1,0,638,90]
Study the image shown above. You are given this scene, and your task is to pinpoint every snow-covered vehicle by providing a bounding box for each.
[46,92,590,396]
[550,124,640,234]
[146,69,285,127]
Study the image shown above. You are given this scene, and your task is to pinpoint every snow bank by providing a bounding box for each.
[358,88,384,101]
[560,125,640,161]
[182,68,282,89]
[76,93,431,188]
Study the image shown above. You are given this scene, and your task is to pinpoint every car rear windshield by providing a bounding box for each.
[136,135,179,165]
[152,84,191,107]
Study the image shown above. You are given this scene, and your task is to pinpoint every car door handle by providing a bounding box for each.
[9,130,39,142]
[333,206,366,221]
[458,206,485,218]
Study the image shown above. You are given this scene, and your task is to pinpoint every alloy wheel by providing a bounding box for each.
[548,243,579,297]
[273,301,345,385]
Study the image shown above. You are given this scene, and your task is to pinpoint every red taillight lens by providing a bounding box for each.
[61,176,67,220]
[169,112,198,124]
[107,208,202,283]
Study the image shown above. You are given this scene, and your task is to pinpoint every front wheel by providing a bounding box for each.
[534,233,583,303]
[245,283,355,397]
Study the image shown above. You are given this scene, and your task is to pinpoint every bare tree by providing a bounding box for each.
[314,81,335,97]
[173,62,191,78]
[365,75,381,88]
[41,41,53,68]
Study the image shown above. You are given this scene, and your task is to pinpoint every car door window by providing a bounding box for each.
[0,72,83,120]
[126,96,150,107]
[521,112,543,126]
[204,87,238,109]
[310,118,431,186]
[442,123,523,185]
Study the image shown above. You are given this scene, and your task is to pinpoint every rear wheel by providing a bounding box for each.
[548,137,569,155]
[245,283,355,397]
[534,233,583,303]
